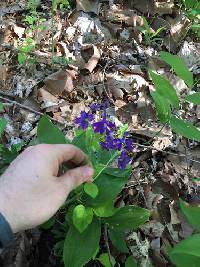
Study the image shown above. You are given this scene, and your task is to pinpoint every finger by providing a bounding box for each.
[48,144,88,166]
[59,165,94,192]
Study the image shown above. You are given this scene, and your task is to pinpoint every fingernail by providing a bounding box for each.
[83,166,94,178]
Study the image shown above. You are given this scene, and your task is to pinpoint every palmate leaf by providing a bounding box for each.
[180,199,200,232]
[150,71,179,109]
[104,206,150,232]
[169,234,200,267]
[37,115,70,144]
[160,51,193,88]
[170,116,200,142]
[63,218,101,267]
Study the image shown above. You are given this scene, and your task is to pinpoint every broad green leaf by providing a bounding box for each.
[125,256,137,267]
[37,114,69,144]
[186,93,200,105]
[83,168,131,206]
[160,51,193,88]
[63,218,101,267]
[93,201,117,217]
[151,91,171,123]
[180,199,200,232]
[98,253,116,267]
[72,205,93,233]
[105,206,150,232]
[169,234,200,267]
[84,183,99,199]
[183,0,200,9]
[108,229,129,253]
[150,71,179,109]
[0,118,6,136]
[170,116,200,142]
[0,103,4,111]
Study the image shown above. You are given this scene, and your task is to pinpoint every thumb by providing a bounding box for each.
[60,165,94,192]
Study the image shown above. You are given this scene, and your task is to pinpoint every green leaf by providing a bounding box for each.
[150,70,179,109]
[37,114,69,144]
[151,91,171,123]
[93,201,117,217]
[105,206,150,232]
[84,183,99,199]
[72,205,93,233]
[63,218,101,267]
[0,103,4,111]
[0,118,6,136]
[186,92,200,105]
[180,199,200,232]
[169,234,200,267]
[170,116,200,142]
[160,51,193,88]
[108,229,129,253]
[84,168,130,206]
[98,253,116,267]
[125,256,137,267]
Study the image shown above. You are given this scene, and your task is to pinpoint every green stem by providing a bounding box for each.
[93,152,118,181]
[51,6,55,64]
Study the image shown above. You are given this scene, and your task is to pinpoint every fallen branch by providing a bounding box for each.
[0,95,72,126]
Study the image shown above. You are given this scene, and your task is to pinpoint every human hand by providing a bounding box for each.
[0,144,93,233]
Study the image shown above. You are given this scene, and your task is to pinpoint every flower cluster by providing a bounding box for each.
[74,103,133,169]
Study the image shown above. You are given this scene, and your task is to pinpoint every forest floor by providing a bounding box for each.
[0,0,200,266]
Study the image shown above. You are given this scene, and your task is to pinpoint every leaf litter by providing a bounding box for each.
[0,0,200,266]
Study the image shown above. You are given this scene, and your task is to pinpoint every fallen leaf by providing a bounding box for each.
[44,69,77,96]
[76,0,100,15]
[81,45,101,73]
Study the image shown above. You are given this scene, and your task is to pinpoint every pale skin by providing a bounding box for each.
[0,144,94,233]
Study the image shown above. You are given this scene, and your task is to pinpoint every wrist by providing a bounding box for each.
[0,192,18,233]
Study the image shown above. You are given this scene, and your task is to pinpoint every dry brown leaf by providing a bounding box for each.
[38,87,59,109]
[44,69,77,96]
[81,45,101,73]
[35,20,51,43]
[76,0,100,14]
[12,25,25,38]
[106,74,124,99]
[114,0,174,15]
[0,65,8,83]
[164,13,191,52]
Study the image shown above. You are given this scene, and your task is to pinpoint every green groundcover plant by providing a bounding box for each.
[37,105,150,267]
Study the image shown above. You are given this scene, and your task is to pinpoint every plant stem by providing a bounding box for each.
[93,152,118,181]
[104,224,114,267]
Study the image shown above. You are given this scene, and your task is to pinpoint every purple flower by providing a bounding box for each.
[90,101,110,113]
[92,112,116,135]
[125,138,134,152]
[74,111,94,129]
[100,135,123,151]
[90,103,102,112]
[118,151,131,169]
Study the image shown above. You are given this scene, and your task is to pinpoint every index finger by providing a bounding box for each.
[49,144,88,167]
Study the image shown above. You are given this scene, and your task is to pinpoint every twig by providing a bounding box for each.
[104,225,114,267]
[0,95,71,126]
[136,143,200,165]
